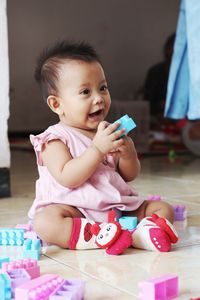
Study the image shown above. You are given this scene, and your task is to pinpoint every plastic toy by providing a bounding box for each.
[172,204,187,221]
[16,223,38,240]
[0,257,10,268]
[139,274,179,300]
[1,259,40,279]
[147,195,162,201]
[5,269,30,297]
[119,216,137,230]
[22,239,41,260]
[91,210,132,255]
[114,114,136,136]
[15,224,32,232]
[0,273,12,300]
[15,274,64,299]
[0,228,24,246]
[49,278,85,300]
[0,245,24,260]
[168,149,177,162]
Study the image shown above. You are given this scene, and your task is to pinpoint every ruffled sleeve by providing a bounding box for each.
[30,130,66,165]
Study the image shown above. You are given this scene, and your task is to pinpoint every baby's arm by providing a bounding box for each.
[116,136,141,182]
[41,122,125,188]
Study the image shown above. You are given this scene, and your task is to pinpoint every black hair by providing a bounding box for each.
[34,40,101,101]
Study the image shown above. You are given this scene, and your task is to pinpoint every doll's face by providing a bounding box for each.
[96,223,118,247]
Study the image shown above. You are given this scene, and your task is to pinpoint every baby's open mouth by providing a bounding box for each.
[88,109,103,118]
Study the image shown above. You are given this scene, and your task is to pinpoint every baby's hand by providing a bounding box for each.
[116,136,137,160]
[92,121,125,155]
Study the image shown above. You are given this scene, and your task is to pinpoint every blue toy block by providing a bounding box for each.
[0,257,10,268]
[114,114,136,136]
[0,273,12,300]
[49,279,85,300]
[0,228,24,246]
[22,239,41,260]
[119,216,138,230]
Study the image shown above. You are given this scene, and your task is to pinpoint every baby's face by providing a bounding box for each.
[57,60,111,131]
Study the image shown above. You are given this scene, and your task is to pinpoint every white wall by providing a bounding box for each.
[7,0,180,132]
[0,0,10,167]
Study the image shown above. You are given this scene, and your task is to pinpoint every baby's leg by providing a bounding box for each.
[129,200,174,223]
[33,204,98,249]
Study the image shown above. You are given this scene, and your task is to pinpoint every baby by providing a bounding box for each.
[29,40,178,252]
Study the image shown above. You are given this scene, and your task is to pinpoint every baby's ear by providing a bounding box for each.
[47,95,63,116]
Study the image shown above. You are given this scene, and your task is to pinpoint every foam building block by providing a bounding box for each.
[172,204,187,221]
[49,279,85,300]
[15,224,32,232]
[22,239,41,260]
[0,246,24,260]
[24,231,38,240]
[5,269,30,296]
[0,257,10,268]
[1,259,40,279]
[119,216,138,230]
[139,274,179,300]
[15,274,64,300]
[114,114,136,136]
[15,223,38,240]
[0,228,24,246]
[147,195,162,201]
[0,273,12,300]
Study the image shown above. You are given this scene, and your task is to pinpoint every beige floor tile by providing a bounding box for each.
[41,262,136,299]
[1,150,200,299]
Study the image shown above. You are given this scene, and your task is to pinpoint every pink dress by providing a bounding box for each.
[28,122,144,222]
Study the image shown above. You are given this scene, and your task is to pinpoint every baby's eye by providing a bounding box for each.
[81,89,90,95]
[100,85,108,92]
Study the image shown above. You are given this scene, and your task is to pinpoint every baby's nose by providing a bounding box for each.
[93,94,103,104]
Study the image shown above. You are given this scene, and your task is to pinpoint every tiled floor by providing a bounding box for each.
[1,150,200,299]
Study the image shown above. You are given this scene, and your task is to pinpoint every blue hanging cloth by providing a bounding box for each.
[165,0,200,120]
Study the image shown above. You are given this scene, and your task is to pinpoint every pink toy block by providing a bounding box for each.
[139,275,179,300]
[5,269,30,296]
[172,204,187,221]
[24,231,38,240]
[16,223,38,240]
[147,195,162,201]
[15,224,33,232]
[49,279,85,300]
[1,259,40,279]
[15,274,64,300]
